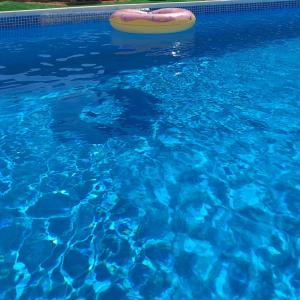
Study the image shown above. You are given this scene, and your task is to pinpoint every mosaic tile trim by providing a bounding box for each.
[0,0,299,28]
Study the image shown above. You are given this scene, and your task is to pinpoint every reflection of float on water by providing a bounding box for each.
[110,29,196,57]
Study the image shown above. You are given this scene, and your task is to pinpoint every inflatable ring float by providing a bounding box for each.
[109,8,196,34]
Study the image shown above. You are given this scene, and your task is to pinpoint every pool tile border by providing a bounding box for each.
[0,0,299,28]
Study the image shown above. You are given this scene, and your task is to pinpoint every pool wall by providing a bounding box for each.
[0,0,299,28]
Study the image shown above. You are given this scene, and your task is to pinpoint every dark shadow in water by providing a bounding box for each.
[50,87,161,144]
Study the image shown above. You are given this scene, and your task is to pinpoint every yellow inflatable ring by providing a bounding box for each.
[109,8,196,34]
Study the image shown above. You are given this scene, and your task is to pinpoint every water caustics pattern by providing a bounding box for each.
[0,7,300,300]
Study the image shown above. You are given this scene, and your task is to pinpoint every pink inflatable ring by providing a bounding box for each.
[109,8,196,34]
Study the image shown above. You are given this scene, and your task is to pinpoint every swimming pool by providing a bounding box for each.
[1,5,300,299]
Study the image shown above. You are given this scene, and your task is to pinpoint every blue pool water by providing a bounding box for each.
[1,7,300,299]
